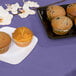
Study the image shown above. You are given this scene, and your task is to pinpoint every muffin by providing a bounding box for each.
[67,3,76,16]
[51,16,73,35]
[0,32,11,54]
[12,27,33,47]
[46,5,66,20]
[67,3,76,20]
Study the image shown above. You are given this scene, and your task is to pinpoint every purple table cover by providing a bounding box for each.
[0,0,76,76]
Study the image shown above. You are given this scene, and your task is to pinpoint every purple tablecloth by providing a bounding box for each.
[0,0,76,76]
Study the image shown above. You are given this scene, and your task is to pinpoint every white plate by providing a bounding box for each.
[0,27,38,65]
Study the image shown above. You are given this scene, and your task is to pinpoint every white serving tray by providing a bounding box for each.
[0,27,38,65]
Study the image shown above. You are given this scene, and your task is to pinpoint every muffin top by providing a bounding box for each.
[67,3,76,16]
[12,27,33,42]
[51,16,73,30]
[0,32,11,48]
[46,5,66,19]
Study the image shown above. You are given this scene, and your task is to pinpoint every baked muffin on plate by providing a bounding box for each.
[12,27,33,47]
[51,16,73,35]
[0,32,11,54]
[46,5,66,20]
[67,3,76,20]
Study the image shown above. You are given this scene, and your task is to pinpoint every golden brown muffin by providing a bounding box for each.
[12,27,33,47]
[51,16,73,35]
[46,5,66,20]
[67,3,76,17]
[0,32,11,54]
[67,3,76,21]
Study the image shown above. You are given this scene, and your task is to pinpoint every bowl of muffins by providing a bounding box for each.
[37,3,76,39]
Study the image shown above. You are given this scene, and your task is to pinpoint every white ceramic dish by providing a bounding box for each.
[0,27,38,65]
